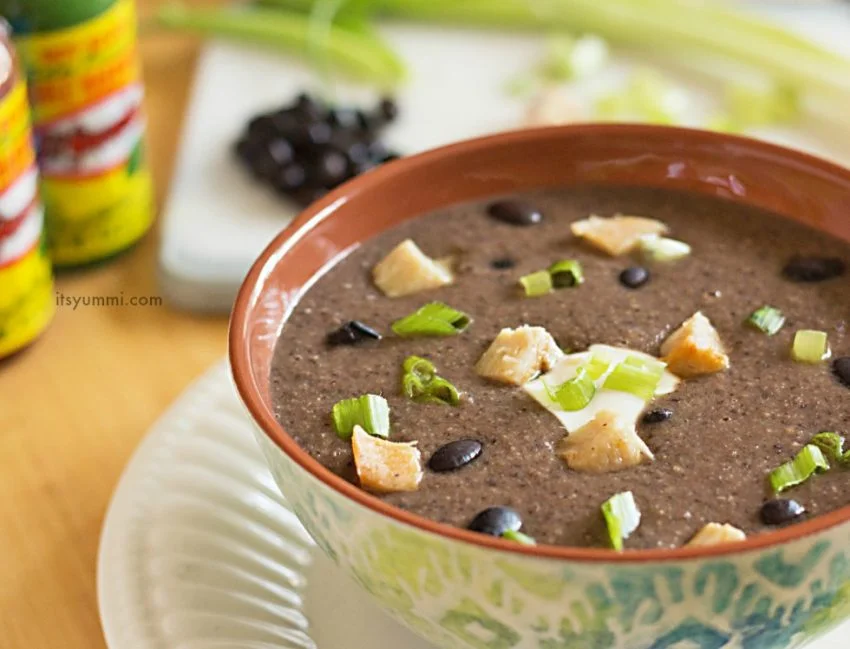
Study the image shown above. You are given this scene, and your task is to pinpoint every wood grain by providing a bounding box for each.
[0,2,228,646]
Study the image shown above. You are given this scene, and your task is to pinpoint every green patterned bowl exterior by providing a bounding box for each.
[231,126,850,649]
[252,427,850,649]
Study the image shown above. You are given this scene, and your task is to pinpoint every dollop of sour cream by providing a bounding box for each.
[523,344,680,433]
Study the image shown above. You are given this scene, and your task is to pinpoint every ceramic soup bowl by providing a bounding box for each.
[230,125,850,649]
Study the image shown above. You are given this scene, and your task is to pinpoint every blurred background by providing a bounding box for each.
[0,0,849,647]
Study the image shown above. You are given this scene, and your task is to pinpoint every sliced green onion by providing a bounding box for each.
[548,259,584,288]
[502,529,537,545]
[403,355,436,381]
[603,357,663,400]
[425,376,461,406]
[791,330,830,363]
[332,394,390,440]
[746,306,786,336]
[540,33,609,82]
[622,354,665,375]
[769,444,829,493]
[638,234,691,262]
[391,302,471,337]
[401,372,425,399]
[811,432,850,466]
[401,356,460,406]
[583,354,611,380]
[602,491,641,552]
[552,373,597,411]
[519,270,553,298]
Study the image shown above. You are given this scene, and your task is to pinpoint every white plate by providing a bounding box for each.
[97,361,432,649]
[97,361,848,649]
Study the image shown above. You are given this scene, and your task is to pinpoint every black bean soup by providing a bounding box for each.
[270,185,850,550]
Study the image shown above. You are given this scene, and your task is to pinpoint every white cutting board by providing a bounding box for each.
[158,5,850,313]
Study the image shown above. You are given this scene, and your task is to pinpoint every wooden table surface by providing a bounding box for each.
[0,2,230,646]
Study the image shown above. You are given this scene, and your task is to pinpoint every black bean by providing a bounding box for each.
[367,141,391,163]
[274,164,307,193]
[314,150,349,185]
[233,138,256,163]
[619,266,650,289]
[247,114,277,139]
[428,440,483,472]
[355,108,382,132]
[490,257,516,270]
[267,138,294,165]
[378,97,399,122]
[294,187,329,206]
[304,121,333,146]
[642,408,673,424]
[346,141,371,165]
[250,149,280,181]
[486,200,543,227]
[832,357,850,388]
[270,110,301,136]
[782,256,846,282]
[352,160,376,176]
[328,107,361,130]
[760,498,806,525]
[467,507,522,537]
[326,321,382,346]
[293,93,325,121]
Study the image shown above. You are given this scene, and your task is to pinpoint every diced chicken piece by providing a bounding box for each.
[475,325,564,385]
[557,410,654,473]
[524,89,586,127]
[571,215,669,256]
[660,311,729,378]
[372,239,454,298]
[351,425,423,493]
[686,523,746,547]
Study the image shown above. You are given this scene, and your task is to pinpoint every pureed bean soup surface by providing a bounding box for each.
[270,185,850,549]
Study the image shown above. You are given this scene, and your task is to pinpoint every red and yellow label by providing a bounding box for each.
[16,0,153,267]
[0,76,53,358]
[0,82,36,192]
[17,0,140,125]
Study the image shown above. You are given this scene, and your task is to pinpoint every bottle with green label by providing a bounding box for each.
[1,0,154,267]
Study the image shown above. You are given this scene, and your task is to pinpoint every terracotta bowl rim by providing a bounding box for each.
[230,123,850,563]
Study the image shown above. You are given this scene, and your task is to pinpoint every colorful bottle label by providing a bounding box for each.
[17,0,153,267]
[0,77,54,358]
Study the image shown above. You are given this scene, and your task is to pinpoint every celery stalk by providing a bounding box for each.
[156,3,405,86]
[296,0,849,99]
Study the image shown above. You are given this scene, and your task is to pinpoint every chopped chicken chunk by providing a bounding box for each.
[661,311,729,378]
[687,523,746,547]
[557,410,654,473]
[475,325,563,385]
[372,239,454,297]
[571,215,668,256]
[352,426,423,493]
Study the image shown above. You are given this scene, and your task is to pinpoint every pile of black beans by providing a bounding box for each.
[234,93,401,206]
